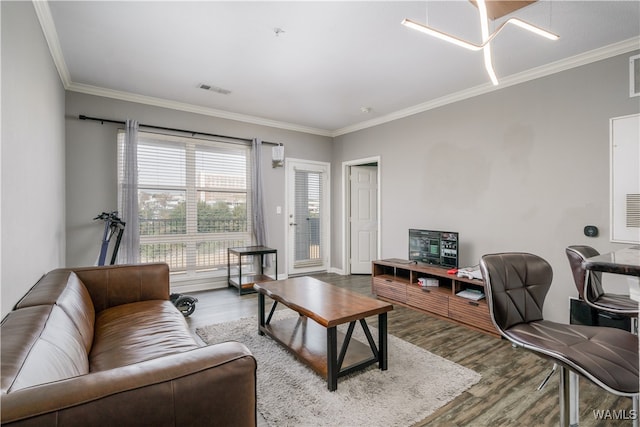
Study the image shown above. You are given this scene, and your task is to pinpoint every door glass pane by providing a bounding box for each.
[294,170,322,266]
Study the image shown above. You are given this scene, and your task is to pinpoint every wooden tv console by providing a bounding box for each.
[371,259,499,337]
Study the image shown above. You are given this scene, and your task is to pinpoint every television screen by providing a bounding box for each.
[408,229,459,268]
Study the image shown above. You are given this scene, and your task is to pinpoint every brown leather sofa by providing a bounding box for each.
[1,263,257,426]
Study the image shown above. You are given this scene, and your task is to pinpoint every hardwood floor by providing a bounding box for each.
[185,273,634,426]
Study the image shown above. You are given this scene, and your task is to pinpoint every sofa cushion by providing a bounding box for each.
[15,270,95,352]
[56,273,95,352]
[1,305,90,393]
[90,300,200,372]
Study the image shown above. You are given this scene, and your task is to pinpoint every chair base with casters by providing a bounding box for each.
[480,253,639,427]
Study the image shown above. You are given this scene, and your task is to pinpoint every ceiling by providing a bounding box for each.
[41,1,640,136]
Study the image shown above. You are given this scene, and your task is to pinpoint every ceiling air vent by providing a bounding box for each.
[198,83,231,95]
[626,193,640,228]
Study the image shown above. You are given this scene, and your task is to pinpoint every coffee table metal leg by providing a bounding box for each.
[266,300,278,325]
[378,312,388,370]
[327,326,338,391]
[258,293,265,336]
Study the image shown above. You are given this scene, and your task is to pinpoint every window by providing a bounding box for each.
[118,131,253,282]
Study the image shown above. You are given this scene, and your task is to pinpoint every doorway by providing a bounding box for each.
[343,157,380,275]
[286,159,330,276]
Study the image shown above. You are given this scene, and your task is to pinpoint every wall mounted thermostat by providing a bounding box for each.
[583,225,599,237]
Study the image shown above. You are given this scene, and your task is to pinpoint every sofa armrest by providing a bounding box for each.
[1,341,257,427]
[71,263,170,312]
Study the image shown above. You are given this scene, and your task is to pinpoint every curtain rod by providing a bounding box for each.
[78,115,281,146]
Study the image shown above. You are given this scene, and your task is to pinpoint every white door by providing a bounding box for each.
[286,159,330,276]
[350,166,378,274]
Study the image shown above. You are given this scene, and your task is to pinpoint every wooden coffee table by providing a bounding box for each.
[254,276,393,391]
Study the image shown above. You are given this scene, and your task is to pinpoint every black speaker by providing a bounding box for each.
[569,298,631,331]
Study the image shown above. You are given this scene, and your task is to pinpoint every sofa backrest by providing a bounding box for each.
[72,263,170,313]
[1,305,90,393]
[2,271,95,393]
[16,270,95,352]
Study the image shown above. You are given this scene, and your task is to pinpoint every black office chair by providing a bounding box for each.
[480,253,638,427]
[566,245,639,317]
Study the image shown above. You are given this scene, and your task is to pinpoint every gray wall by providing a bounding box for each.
[65,92,333,281]
[332,52,640,323]
[1,1,66,317]
[4,1,637,324]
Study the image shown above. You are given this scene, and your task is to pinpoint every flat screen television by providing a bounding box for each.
[408,229,459,269]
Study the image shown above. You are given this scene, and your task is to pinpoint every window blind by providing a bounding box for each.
[293,169,323,267]
[118,130,253,281]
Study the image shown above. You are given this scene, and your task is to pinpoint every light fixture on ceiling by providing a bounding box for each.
[401,0,559,86]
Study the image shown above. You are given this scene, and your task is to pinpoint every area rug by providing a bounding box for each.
[196,310,481,427]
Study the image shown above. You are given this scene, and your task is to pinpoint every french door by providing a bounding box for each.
[286,159,330,276]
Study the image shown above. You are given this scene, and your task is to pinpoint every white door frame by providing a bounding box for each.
[285,158,331,276]
[342,156,381,275]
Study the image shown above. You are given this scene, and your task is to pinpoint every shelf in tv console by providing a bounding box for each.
[371,259,499,337]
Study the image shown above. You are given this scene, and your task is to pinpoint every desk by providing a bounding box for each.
[228,246,277,295]
[582,245,640,315]
[583,245,640,277]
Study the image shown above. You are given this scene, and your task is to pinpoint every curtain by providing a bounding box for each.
[118,119,140,264]
[251,138,267,247]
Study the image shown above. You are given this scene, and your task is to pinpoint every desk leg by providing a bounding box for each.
[227,249,231,288]
[238,255,243,295]
[327,326,338,391]
[378,312,388,371]
[258,293,265,336]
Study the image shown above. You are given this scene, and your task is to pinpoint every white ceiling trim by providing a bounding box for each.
[333,37,640,137]
[65,81,334,137]
[32,0,71,88]
[34,1,640,139]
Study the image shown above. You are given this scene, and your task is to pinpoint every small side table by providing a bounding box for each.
[227,246,278,295]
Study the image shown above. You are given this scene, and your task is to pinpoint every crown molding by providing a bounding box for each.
[65,82,333,137]
[32,0,71,88]
[332,37,640,137]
